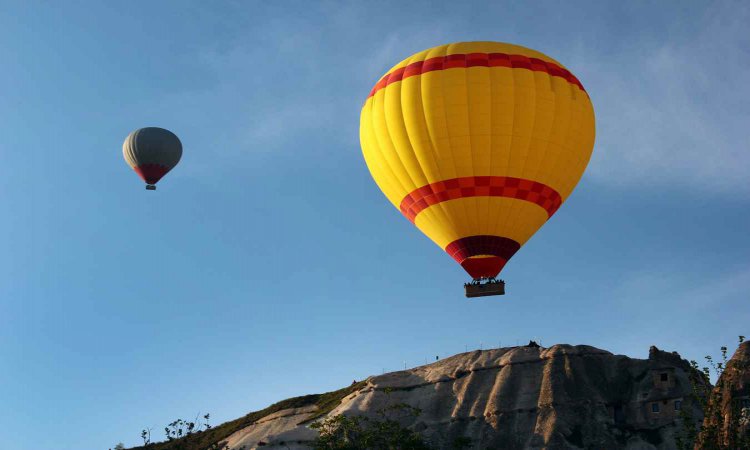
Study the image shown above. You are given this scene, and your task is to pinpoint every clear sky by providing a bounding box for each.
[1,1,748,449]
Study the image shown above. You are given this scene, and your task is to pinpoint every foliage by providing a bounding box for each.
[143,414,236,450]
[125,412,240,450]
[141,428,152,446]
[310,387,473,450]
[676,336,750,450]
[450,436,473,449]
[310,402,431,450]
[120,381,367,450]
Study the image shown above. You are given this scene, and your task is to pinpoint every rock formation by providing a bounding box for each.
[697,341,750,448]
[218,343,705,450]
[723,341,750,434]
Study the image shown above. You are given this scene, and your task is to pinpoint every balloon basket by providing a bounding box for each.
[465,279,505,298]
[145,185,156,190]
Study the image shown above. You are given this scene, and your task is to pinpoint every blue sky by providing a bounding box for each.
[1,1,748,449]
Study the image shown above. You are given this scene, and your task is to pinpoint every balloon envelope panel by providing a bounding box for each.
[360,41,595,279]
[123,127,183,185]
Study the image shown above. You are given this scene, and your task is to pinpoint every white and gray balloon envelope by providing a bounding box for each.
[123,127,182,190]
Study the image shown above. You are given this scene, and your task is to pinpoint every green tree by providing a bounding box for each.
[310,413,431,450]
[311,400,431,450]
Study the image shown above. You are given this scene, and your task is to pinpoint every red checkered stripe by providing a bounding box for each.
[399,176,563,224]
[367,52,586,99]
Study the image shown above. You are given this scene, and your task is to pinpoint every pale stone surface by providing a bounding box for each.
[222,405,318,450]
[222,344,704,450]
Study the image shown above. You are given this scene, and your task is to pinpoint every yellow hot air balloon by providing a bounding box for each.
[360,41,595,297]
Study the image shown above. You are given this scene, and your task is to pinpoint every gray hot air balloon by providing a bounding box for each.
[122,127,182,190]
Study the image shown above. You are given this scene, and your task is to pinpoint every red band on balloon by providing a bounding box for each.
[367,53,586,99]
[399,176,562,223]
[134,164,170,185]
[446,235,520,262]
[445,235,521,279]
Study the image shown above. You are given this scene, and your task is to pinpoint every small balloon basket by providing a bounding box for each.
[464,278,505,298]
[146,184,156,190]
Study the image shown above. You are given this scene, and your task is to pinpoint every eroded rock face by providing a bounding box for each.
[223,344,703,450]
[701,341,750,448]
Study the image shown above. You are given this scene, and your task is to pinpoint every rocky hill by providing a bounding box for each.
[185,343,707,450]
